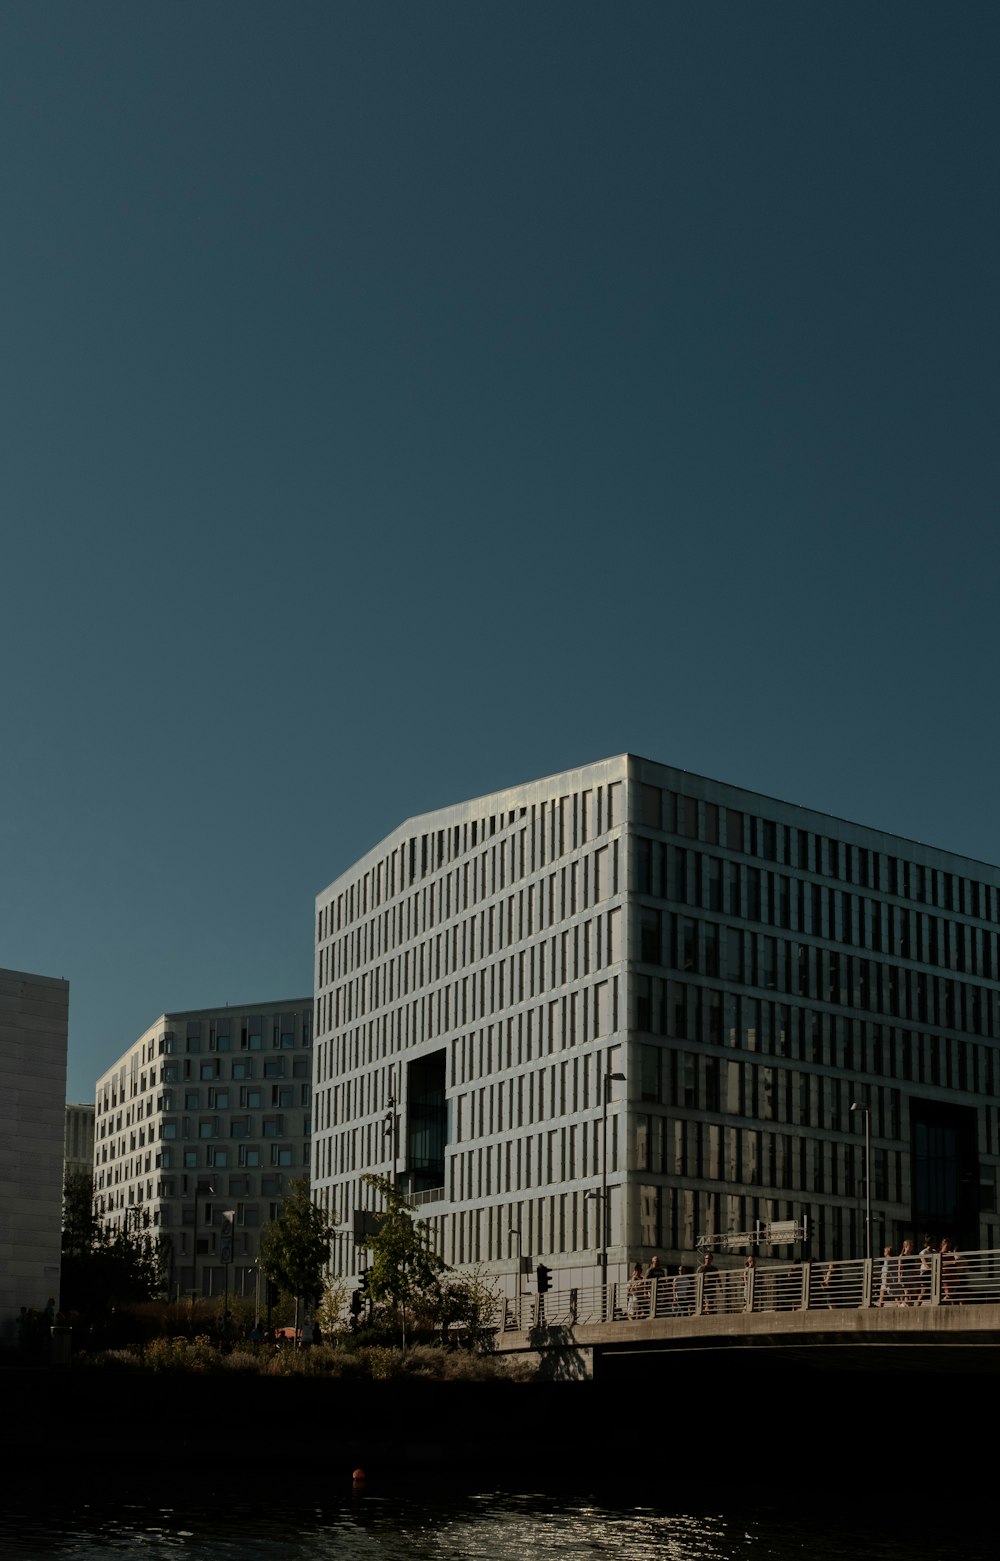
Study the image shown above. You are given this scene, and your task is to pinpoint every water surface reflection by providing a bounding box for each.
[3,1485,993,1561]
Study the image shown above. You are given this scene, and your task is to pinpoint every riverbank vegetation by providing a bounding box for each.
[68,1336,536,1380]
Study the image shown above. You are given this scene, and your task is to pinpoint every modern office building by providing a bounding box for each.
[312,755,1000,1299]
[0,966,69,1340]
[64,1103,95,1184]
[94,999,312,1300]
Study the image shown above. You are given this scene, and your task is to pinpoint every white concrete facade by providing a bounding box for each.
[0,966,69,1340]
[94,999,312,1300]
[313,758,628,1297]
[313,755,1000,1301]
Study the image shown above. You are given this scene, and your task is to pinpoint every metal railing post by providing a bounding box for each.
[861,1258,872,1308]
[930,1252,942,1307]
[801,1262,812,1310]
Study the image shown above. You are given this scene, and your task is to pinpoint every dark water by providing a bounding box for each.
[1,1487,993,1561]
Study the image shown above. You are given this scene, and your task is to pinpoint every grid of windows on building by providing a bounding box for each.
[93,1000,312,1300]
[312,755,1000,1303]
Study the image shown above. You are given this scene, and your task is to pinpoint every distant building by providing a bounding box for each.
[94,999,313,1301]
[312,755,1000,1300]
[0,966,69,1339]
[64,1103,95,1185]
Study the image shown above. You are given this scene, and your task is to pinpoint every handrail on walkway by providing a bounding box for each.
[500,1247,1000,1331]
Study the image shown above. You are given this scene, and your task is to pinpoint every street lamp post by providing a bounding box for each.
[600,1072,626,1286]
[191,1178,215,1311]
[508,1225,522,1325]
[383,1067,398,1189]
[850,1102,872,1262]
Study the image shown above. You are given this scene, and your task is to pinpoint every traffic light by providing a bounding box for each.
[536,1264,551,1295]
[350,1288,363,1317]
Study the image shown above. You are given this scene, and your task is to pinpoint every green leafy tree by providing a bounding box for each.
[61,1172,164,1336]
[438,1265,501,1347]
[362,1174,447,1341]
[259,1180,335,1330]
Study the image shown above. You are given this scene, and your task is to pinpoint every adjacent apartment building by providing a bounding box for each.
[0,966,69,1339]
[312,755,1000,1299]
[94,999,312,1300]
[64,1103,95,1184]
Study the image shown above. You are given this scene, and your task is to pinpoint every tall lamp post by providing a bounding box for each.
[600,1072,626,1282]
[383,1067,398,1189]
[191,1178,215,1310]
[508,1224,522,1325]
[850,1102,872,1262]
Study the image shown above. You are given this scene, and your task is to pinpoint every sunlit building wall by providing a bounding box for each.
[312,756,1000,1297]
[94,999,312,1300]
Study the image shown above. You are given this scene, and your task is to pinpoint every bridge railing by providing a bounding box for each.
[500,1247,1000,1330]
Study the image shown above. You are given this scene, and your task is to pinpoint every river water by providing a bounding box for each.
[2,1485,993,1561]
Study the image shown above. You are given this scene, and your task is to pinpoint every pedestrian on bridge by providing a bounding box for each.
[646,1256,668,1316]
[898,1239,919,1306]
[673,1265,694,1316]
[698,1250,719,1314]
[877,1246,898,1307]
[626,1263,645,1319]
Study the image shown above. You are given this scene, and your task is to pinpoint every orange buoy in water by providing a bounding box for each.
[352,1468,366,1487]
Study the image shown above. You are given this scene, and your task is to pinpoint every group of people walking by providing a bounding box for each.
[625,1254,717,1318]
[622,1235,966,1320]
[877,1236,964,1306]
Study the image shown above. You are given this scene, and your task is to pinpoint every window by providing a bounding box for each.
[239,1146,261,1167]
[272,1087,293,1107]
[270,1145,293,1166]
[209,1147,228,1168]
[640,1045,660,1102]
[263,1116,282,1138]
[231,1059,252,1081]
[185,1091,200,1110]
[162,1121,178,1140]
[209,1088,229,1109]
[640,910,661,964]
[210,1021,231,1053]
[199,1119,217,1139]
[240,1087,262,1109]
[184,1149,198,1168]
[264,1058,285,1079]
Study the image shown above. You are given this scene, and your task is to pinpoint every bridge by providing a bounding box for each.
[493,1247,1000,1378]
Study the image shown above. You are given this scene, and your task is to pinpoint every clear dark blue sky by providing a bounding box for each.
[2,3,997,1102]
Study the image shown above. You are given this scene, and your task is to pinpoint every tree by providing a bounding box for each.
[258,1180,335,1330]
[362,1174,447,1341]
[438,1266,501,1347]
[61,1172,164,1329]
